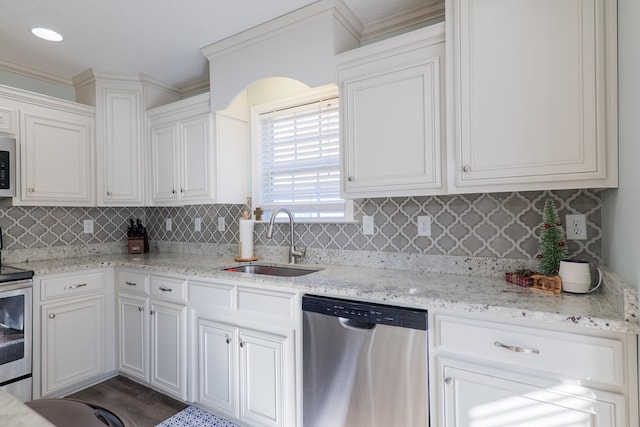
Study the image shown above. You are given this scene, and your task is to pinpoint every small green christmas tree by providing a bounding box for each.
[536,198,568,275]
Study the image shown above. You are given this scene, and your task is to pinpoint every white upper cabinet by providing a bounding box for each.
[0,84,96,206]
[149,94,214,205]
[447,0,617,192]
[21,107,94,206]
[148,91,249,205]
[338,24,446,198]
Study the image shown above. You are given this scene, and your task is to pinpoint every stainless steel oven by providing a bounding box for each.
[0,270,34,402]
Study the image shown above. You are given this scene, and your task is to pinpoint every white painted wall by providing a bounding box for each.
[602,0,640,289]
[0,70,75,100]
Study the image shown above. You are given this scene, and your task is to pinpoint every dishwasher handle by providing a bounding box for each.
[339,317,376,331]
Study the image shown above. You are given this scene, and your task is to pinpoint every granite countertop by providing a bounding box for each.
[0,389,54,427]
[14,252,639,334]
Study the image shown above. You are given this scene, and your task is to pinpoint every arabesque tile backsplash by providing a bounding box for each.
[0,189,602,263]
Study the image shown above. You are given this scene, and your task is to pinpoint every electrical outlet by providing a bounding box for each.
[417,216,431,236]
[362,215,374,235]
[83,219,94,234]
[566,214,587,240]
[218,216,226,232]
[194,218,202,232]
[165,218,172,232]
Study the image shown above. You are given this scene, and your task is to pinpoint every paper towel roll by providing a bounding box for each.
[239,218,254,259]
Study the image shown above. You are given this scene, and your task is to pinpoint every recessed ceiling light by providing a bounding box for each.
[30,27,63,42]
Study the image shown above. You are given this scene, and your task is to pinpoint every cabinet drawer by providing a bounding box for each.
[41,270,105,300]
[118,270,149,295]
[434,315,625,386]
[150,275,187,304]
[237,287,297,320]
[190,280,235,313]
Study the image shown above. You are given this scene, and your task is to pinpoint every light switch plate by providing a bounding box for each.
[166,218,172,232]
[218,217,226,232]
[362,215,374,235]
[83,219,94,234]
[194,218,202,232]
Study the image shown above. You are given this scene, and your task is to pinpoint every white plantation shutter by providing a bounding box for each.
[258,97,346,219]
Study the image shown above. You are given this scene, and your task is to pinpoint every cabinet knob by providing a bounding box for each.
[226,337,231,344]
[172,188,176,194]
[48,313,56,319]
[462,165,471,173]
[239,341,244,348]
[138,307,143,312]
[28,187,35,193]
[107,191,113,196]
[150,310,155,315]
[444,377,452,385]
[348,176,354,182]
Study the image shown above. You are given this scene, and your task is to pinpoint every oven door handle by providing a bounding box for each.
[64,283,88,290]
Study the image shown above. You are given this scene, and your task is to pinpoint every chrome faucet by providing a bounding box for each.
[266,208,306,264]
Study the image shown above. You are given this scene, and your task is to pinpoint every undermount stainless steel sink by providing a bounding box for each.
[224,264,319,277]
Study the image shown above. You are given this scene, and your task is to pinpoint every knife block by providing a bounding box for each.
[128,238,144,254]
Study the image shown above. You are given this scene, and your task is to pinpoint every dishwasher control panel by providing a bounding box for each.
[302,295,427,330]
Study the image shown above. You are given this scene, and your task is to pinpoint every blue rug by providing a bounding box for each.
[156,406,240,427]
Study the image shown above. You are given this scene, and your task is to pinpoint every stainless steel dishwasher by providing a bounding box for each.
[302,295,428,427]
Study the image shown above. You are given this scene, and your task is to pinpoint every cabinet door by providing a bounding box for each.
[448,0,616,191]
[439,359,625,427]
[150,300,187,400]
[239,328,293,427]
[100,90,143,205]
[198,319,238,417]
[150,123,180,203]
[118,294,149,382]
[340,30,445,198]
[21,111,93,205]
[41,295,103,396]
[181,113,213,203]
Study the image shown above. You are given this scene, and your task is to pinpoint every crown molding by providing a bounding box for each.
[201,0,362,60]
[359,2,445,42]
[0,58,73,87]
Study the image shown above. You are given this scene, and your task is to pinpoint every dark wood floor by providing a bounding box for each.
[65,375,188,427]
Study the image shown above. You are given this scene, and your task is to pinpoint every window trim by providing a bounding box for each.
[250,84,353,222]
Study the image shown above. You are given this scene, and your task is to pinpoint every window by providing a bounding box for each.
[252,87,351,221]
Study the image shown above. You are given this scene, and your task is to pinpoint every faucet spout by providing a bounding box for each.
[266,208,306,264]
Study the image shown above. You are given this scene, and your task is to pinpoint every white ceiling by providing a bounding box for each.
[1,0,440,91]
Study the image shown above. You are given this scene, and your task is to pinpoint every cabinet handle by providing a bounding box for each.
[28,187,35,193]
[48,313,55,319]
[444,377,452,385]
[462,165,471,173]
[64,283,88,290]
[159,286,172,292]
[138,307,143,312]
[125,281,137,286]
[494,341,540,354]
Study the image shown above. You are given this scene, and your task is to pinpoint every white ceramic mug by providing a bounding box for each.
[559,259,602,294]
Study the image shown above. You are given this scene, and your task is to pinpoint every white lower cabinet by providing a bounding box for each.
[431,312,638,427]
[34,268,114,399]
[117,270,187,400]
[41,295,104,396]
[150,300,187,399]
[191,280,299,427]
[440,358,624,426]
